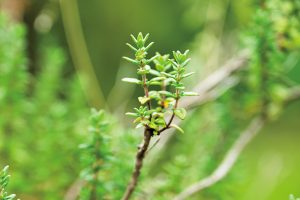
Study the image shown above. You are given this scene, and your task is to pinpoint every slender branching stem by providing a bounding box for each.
[158,89,179,134]
[90,139,101,200]
[121,128,153,200]
[142,73,151,110]
[122,62,153,200]
[122,33,194,199]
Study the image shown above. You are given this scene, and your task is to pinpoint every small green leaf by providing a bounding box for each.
[137,68,150,75]
[122,78,142,84]
[143,33,150,43]
[181,58,191,67]
[182,72,195,78]
[150,77,166,82]
[165,78,176,84]
[138,96,150,104]
[149,81,161,86]
[174,108,187,120]
[135,123,144,129]
[158,91,174,97]
[144,65,151,71]
[126,43,137,51]
[182,92,198,96]
[125,112,139,117]
[148,122,158,130]
[152,112,164,118]
[130,34,137,43]
[148,91,160,99]
[170,124,184,133]
[149,69,160,76]
[145,42,154,51]
[141,119,150,125]
[161,72,175,78]
[123,56,139,65]
[133,117,142,123]
[146,55,159,64]
[155,118,166,127]
[175,85,185,90]
[155,64,165,71]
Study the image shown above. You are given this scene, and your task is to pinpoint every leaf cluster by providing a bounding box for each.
[123,33,197,134]
[242,1,300,119]
[0,166,16,200]
[79,109,111,199]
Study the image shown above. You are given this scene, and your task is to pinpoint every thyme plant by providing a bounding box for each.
[79,109,111,200]
[121,33,197,199]
[135,0,300,198]
[79,109,139,200]
[0,13,88,199]
[0,166,16,200]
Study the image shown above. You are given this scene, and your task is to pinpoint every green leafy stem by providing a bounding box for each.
[121,33,197,200]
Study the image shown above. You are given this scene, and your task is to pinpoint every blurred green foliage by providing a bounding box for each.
[0,13,89,199]
[80,109,138,199]
[0,166,16,200]
[0,0,299,199]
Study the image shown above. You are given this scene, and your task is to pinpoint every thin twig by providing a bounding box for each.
[121,128,152,200]
[64,179,85,200]
[172,117,265,200]
[158,96,179,134]
[285,87,300,103]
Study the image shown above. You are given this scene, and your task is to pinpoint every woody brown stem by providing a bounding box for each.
[121,128,152,200]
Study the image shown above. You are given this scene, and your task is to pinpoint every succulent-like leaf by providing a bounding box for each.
[158,91,174,97]
[174,108,187,120]
[182,92,198,96]
[123,56,139,65]
[149,69,160,76]
[138,96,151,104]
[161,72,175,78]
[122,78,142,84]
[181,58,191,67]
[126,43,138,52]
[170,124,184,133]
[130,34,138,43]
[125,112,139,117]
[145,42,154,51]
[182,72,195,78]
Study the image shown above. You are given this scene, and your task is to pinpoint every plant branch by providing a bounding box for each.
[122,128,152,200]
[122,60,154,199]
[172,117,265,200]
[150,52,249,152]
[64,179,85,200]
[173,89,300,200]
[286,86,300,103]
[158,95,179,134]
[142,73,151,110]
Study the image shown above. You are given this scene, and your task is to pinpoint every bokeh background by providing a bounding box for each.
[0,0,299,199]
